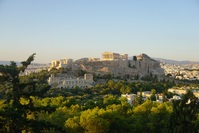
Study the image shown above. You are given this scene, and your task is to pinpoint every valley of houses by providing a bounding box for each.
[122,86,199,106]
[161,63,199,80]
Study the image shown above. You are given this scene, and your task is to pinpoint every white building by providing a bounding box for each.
[121,94,137,106]
[137,91,152,100]
[156,94,167,103]
[168,87,199,98]
[172,95,181,100]
[48,74,94,88]
[193,92,199,98]
[168,88,187,96]
[51,58,73,69]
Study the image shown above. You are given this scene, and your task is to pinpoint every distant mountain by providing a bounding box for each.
[0,61,49,66]
[128,55,199,65]
[153,58,199,65]
[0,61,20,65]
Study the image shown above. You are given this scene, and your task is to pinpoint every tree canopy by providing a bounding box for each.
[0,54,198,133]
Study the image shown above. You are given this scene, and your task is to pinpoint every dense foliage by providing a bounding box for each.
[0,54,198,133]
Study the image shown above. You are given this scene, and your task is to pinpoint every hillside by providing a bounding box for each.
[76,54,165,79]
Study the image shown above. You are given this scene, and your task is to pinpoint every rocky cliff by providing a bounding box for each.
[74,54,164,79]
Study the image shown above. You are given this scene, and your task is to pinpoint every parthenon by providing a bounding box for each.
[102,52,128,61]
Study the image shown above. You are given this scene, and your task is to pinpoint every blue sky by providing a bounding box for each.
[0,0,199,63]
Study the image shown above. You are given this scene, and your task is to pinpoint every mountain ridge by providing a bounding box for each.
[0,61,47,66]
[153,58,199,65]
[127,56,199,65]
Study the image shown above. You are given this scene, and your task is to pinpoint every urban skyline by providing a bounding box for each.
[0,0,199,63]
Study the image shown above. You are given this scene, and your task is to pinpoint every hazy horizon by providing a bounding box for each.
[1,55,199,64]
[0,0,199,63]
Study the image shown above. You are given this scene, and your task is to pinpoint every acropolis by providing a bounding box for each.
[49,52,164,79]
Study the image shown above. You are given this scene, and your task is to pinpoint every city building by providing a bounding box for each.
[160,63,199,80]
[121,94,137,106]
[156,94,166,103]
[51,58,73,69]
[172,95,181,100]
[48,74,94,88]
[168,88,187,96]
[168,87,199,98]
[137,91,152,100]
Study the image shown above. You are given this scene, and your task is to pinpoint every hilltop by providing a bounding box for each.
[50,52,165,80]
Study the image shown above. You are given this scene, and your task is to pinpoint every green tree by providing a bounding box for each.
[120,85,131,94]
[101,104,133,132]
[132,100,172,133]
[150,89,156,101]
[65,116,83,133]
[138,88,143,105]
[0,54,62,132]
[148,103,172,132]
[103,94,120,106]
[80,107,109,133]
[107,80,115,88]
[169,90,199,133]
